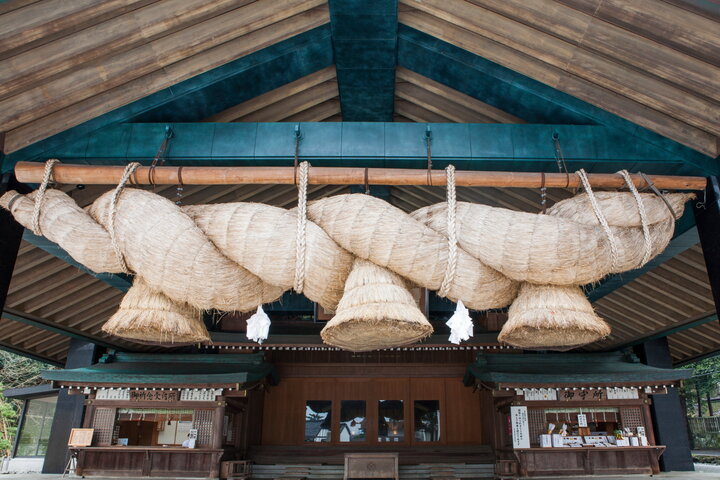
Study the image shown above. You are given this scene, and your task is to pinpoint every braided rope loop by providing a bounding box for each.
[108,163,141,274]
[576,169,619,271]
[294,161,310,293]
[618,170,653,266]
[31,159,60,235]
[438,165,458,298]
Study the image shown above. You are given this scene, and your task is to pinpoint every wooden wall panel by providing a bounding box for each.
[444,378,483,445]
[261,376,483,446]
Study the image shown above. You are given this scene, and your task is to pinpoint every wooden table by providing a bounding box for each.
[511,446,666,477]
[344,452,399,480]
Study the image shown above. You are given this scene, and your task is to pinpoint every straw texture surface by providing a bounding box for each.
[498,282,611,350]
[102,277,209,345]
[321,259,433,351]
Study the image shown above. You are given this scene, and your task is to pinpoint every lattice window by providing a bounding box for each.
[92,408,116,446]
[193,409,214,447]
[620,407,643,430]
[528,408,545,446]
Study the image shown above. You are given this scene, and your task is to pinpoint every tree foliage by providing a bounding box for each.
[680,354,720,417]
[0,351,54,456]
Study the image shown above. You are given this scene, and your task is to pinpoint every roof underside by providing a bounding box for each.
[0,0,718,366]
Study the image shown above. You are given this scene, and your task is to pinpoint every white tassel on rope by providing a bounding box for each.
[446,300,473,345]
[440,164,472,344]
[246,305,271,344]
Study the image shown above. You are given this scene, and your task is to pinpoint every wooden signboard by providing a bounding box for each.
[559,389,606,402]
[68,428,94,447]
[130,390,178,402]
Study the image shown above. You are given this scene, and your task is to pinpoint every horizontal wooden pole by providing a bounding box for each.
[14,161,706,190]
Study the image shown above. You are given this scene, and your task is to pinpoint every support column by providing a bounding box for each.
[634,338,694,471]
[42,339,99,473]
[694,176,720,329]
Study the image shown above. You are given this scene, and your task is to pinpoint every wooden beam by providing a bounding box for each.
[398,9,720,159]
[12,160,705,189]
[612,312,718,350]
[3,308,121,350]
[4,122,706,175]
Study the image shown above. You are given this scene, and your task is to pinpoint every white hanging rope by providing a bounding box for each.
[438,164,457,298]
[31,159,60,235]
[108,162,141,274]
[618,170,653,266]
[576,169,619,271]
[294,161,309,293]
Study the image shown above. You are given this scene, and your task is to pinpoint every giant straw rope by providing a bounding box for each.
[0,161,693,350]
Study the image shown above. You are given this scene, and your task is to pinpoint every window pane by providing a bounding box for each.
[305,401,332,442]
[378,400,404,443]
[414,400,440,442]
[16,397,56,457]
[340,400,366,442]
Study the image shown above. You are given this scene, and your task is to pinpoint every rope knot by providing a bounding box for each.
[31,159,61,236]
[108,162,141,274]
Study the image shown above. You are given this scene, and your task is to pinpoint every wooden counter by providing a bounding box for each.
[510,446,665,476]
[73,446,224,478]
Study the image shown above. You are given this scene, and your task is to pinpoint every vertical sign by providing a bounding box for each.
[510,406,530,449]
[577,414,588,427]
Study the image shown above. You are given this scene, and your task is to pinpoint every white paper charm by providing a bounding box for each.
[446,300,473,344]
[246,305,271,344]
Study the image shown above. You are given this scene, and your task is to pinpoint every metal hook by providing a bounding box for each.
[696,186,707,210]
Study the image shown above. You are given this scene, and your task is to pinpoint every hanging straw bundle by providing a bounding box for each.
[183,202,353,311]
[498,282,610,350]
[307,194,519,311]
[321,259,433,351]
[102,277,209,345]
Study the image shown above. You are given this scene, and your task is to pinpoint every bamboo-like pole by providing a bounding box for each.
[13,161,706,190]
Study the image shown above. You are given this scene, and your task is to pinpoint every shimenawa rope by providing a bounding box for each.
[438,165,457,298]
[31,159,60,235]
[108,162,141,274]
[576,168,619,271]
[294,161,309,293]
[618,170,653,266]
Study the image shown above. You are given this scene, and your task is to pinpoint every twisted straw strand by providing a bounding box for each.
[438,165,458,298]
[108,162,141,274]
[618,170,653,266]
[31,159,60,235]
[576,169,619,271]
[294,161,309,293]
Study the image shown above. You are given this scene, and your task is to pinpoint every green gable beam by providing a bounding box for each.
[3,309,122,351]
[397,26,719,174]
[587,210,698,302]
[23,231,132,292]
[3,26,334,172]
[615,311,718,352]
[328,0,397,120]
[16,122,698,174]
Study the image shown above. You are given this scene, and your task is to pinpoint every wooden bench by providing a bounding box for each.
[250,463,494,479]
[344,452,398,480]
[221,460,251,480]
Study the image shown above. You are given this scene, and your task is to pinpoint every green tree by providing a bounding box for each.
[680,355,720,417]
[0,351,53,457]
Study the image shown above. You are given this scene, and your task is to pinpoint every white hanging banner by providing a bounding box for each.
[510,406,530,449]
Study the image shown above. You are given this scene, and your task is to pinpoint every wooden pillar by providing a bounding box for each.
[42,339,99,473]
[694,176,720,327]
[634,339,694,471]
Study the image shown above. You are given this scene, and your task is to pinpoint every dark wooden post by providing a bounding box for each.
[634,338,694,471]
[0,172,27,316]
[695,176,720,326]
[42,339,99,473]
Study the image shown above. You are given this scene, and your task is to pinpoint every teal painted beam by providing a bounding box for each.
[3,26,334,171]
[614,312,718,352]
[328,0,397,120]
[22,231,132,292]
[0,341,63,367]
[397,26,719,175]
[587,209,699,302]
[3,309,121,351]
[10,123,697,174]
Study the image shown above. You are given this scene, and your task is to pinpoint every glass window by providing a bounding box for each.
[378,400,404,443]
[414,400,440,442]
[15,396,57,457]
[305,401,332,443]
[339,400,366,442]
